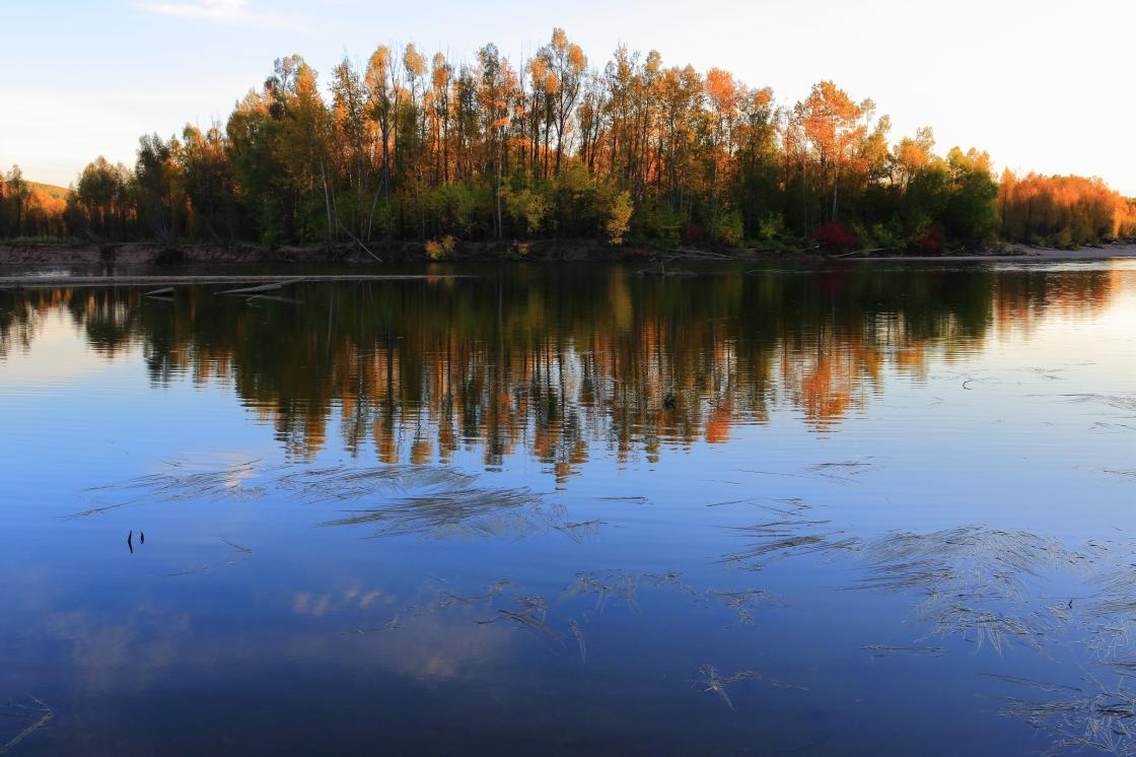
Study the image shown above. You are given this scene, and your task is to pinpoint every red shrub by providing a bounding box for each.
[683,223,706,243]
[813,222,858,250]
[918,222,946,254]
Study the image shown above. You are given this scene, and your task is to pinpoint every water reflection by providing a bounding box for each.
[1,262,1134,755]
[0,264,1119,472]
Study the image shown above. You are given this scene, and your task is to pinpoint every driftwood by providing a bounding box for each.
[337,223,383,263]
[246,294,304,305]
[660,247,734,260]
[827,247,896,259]
[217,279,305,296]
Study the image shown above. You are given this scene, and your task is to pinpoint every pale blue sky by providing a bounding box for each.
[2,0,1133,194]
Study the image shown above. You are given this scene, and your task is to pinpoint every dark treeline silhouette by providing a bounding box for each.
[3,30,1134,251]
[0,265,1117,476]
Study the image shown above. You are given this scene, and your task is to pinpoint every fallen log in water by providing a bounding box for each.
[217,279,304,295]
[826,247,897,259]
[246,294,304,304]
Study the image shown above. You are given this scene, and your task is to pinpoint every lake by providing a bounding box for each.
[1,261,1134,755]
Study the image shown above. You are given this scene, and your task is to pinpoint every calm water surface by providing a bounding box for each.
[1,262,1134,755]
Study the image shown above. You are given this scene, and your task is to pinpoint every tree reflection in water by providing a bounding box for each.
[0,264,1117,474]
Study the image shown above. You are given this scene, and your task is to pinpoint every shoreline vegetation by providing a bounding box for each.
[1,29,1134,261]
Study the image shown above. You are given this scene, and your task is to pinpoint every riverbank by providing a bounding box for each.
[2,239,1135,268]
[848,243,1136,262]
[0,239,630,266]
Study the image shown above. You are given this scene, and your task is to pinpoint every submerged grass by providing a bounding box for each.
[722,505,1136,743]
[78,459,569,539]
[0,697,53,755]
[84,459,263,503]
[999,676,1136,755]
[569,619,587,663]
[695,665,807,711]
[851,526,1092,654]
[1058,393,1136,413]
[68,451,1136,744]
[861,644,945,658]
[722,497,863,569]
[708,589,774,625]
[319,485,554,538]
[275,464,476,503]
[478,595,564,644]
[563,571,643,615]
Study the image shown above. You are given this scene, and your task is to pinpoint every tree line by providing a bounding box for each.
[3,29,1134,251]
[0,166,69,238]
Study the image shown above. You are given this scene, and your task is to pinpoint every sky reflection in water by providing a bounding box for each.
[1,261,1135,755]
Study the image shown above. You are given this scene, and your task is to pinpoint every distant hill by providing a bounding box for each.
[27,181,71,213]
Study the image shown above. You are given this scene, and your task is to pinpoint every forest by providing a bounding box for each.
[2,30,1134,254]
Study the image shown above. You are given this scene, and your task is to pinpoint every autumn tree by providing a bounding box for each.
[547,28,586,175]
[3,166,32,237]
[794,81,866,225]
[73,156,133,239]
[10,33,1130,252]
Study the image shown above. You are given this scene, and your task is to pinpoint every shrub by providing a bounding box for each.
[428,182,482,237]
[425,234,457,260]
[507,240,530,260]
[813,222,858,250]
[683,222,706,244]
[756,213,785,241]
[712,210,744,247]
[1054,227,1075,250]
[917,222,945,253]
[606,190,633,246]
[852,220,903,250]
[502,185,549,235]
[638,200,683,245]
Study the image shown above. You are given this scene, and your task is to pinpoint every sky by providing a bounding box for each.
[2,0,1133,194]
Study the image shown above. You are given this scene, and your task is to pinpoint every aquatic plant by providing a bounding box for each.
[998,675,1136,755]
[0,697,53,755]
[82,458,263,507]
[319,485,552,538]
[276,464,477,503]
[861,644,944,658]
[707,589,773,625]
[554,519,605,543]
[79,460,567,539]
[696,665,745,711]
[478,595,563,644]
[563,571,642,614]
[722,498,863,569]
[569,619,587,663]
[694,665,806,712]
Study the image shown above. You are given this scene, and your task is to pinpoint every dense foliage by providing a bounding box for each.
[3,30,1134,251]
